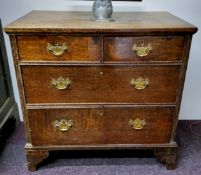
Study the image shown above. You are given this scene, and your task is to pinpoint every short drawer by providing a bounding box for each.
[27,106,174,145]
[22,65,180,104]
[104,36,185,62]
[17,35,101,62]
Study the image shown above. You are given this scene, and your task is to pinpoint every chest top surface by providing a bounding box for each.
[4,11,197,34]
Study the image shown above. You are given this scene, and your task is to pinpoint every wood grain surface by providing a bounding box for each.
[4,11,197,34]
[4,10,198,171]
[17,35,101,61]
[104,36,185,62]
[27,106,173,145]
[22,65,180,104]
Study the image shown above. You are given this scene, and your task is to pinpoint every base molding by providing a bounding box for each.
[25,143,177,171]
[25,149,49,171]
[154,147,177,170]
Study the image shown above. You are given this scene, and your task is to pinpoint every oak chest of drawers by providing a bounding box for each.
[5,11,197,171]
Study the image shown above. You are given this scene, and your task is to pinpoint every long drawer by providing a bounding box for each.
[27,106,174,146]
[22,65,180,104]
[104,36,185,62]
[17,35,101,62]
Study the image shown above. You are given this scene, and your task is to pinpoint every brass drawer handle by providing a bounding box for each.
[129,118,146,130]
[47,42,68,56]
[51,77,71,90]
[130,77,149,90]
[53,119,73,131]
[132,41,152,57]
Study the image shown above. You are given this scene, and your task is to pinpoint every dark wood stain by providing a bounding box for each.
[17,35,101,61]
[22,65,180,104]
[27,107,174,145]
[4,11,197,171]
[104,36,185,62]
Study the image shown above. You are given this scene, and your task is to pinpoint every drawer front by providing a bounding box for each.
[22,66,180,104]
[27,106,173,145]
[17,36,101,62]
[104,36,185,62]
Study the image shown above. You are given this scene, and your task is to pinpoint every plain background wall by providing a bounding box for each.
[0,0,200,121]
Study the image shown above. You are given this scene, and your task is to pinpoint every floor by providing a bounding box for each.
[0,121,201,175]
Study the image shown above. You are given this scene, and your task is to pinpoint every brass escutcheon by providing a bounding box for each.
[129,118,146,130]
[53,119,73,131]
[130,77,149,90]
[51,77,71,90]
[132,41,152,57]
[47,42,68,56]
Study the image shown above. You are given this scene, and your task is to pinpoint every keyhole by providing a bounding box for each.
[100,67,103,75]
[100,110,104,116]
